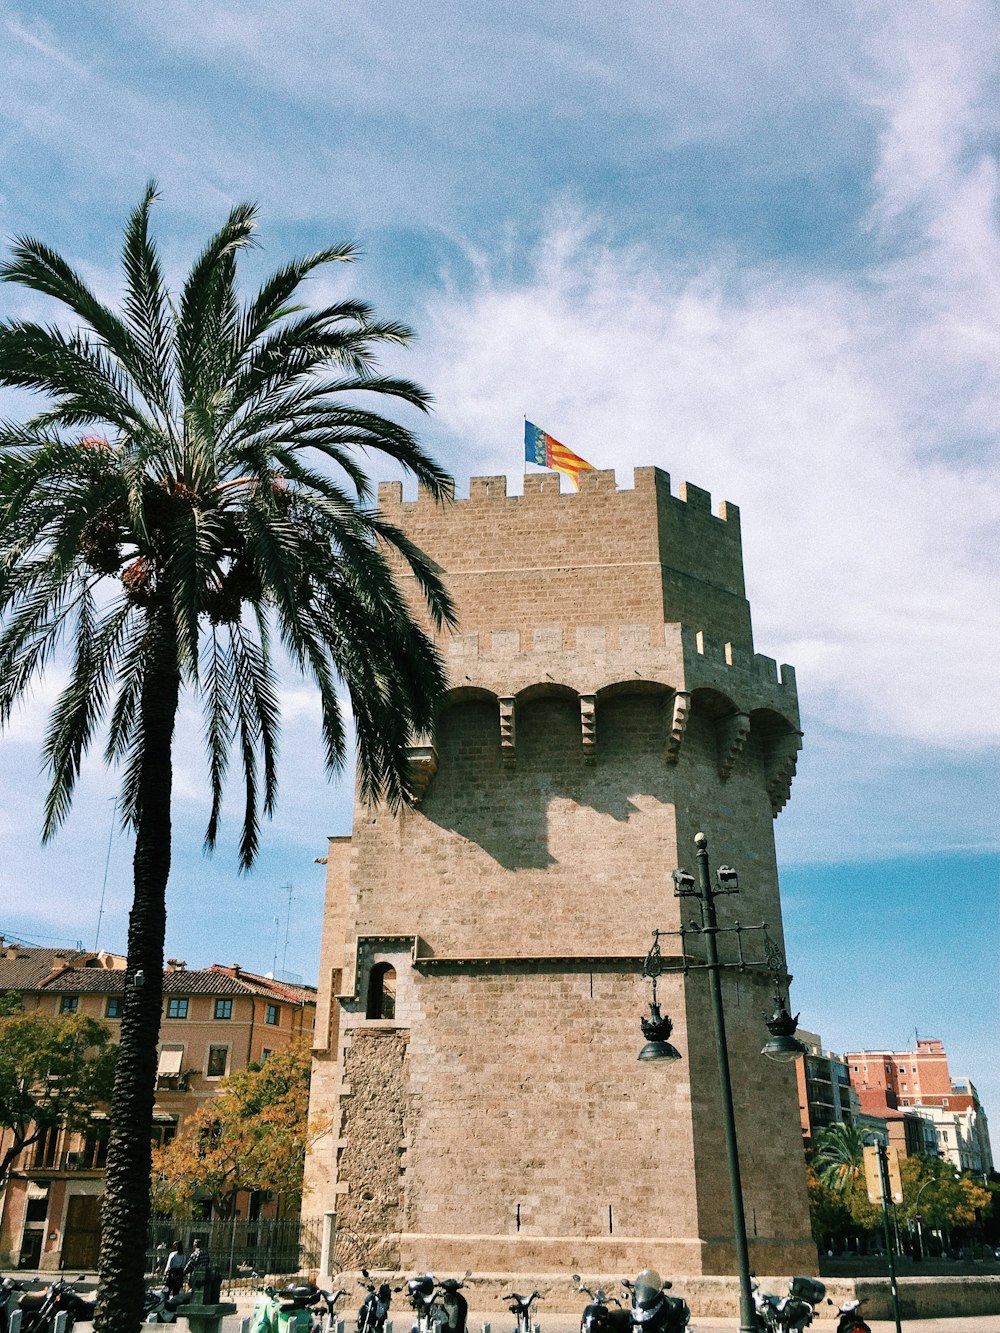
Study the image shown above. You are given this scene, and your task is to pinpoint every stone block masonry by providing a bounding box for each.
[304,465,814,1285]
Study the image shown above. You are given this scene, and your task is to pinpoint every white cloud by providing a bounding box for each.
[414,191,999,746]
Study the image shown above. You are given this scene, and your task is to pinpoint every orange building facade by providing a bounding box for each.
[0,942,315,1271]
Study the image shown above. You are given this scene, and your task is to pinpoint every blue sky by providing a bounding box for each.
[1,3,997,1128]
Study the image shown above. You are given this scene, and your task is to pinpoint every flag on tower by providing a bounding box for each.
[524,420,595,490]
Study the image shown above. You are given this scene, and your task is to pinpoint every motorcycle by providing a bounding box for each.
[357,1271,400,1333]
[142,1283,192,1324]
[620,1271,689,1333]
[501,1290,542,1333]
[571,1278,629,1333]
[1,1278,28,1333]
[406,1272,471,1333]
[827,1296,871,1333]
[751,1276,826,1333]
[19,1277,95,1333]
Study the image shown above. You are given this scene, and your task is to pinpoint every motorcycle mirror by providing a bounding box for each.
[571,1275,581,1285]
[361,1270,371,1280]
[464,1271,472,1279]
[662,1282,672,1290]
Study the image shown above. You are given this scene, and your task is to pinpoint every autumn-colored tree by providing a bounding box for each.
[0,1010,116,1186]
[152,1043,312,1219]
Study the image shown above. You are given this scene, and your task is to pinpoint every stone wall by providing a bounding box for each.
[304,466,813,1281]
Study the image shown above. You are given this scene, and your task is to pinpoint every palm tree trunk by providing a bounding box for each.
[95,611,180,1333]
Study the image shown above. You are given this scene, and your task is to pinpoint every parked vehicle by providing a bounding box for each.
[19,1277,95,1333]
[250,1281,345,1333]
[143,1284,192,1324]
[571,1278,629,1333]
[1,1278,28,1333]
[827,1296,871,1333]
[751,1276,826,1333]
[358,1271,400,1333]
[501,1290,542,1333]
[405,1272,471,1333]
[620,1271,689,1333]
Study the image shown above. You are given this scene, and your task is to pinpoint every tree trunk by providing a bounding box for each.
[95,611,180,1333]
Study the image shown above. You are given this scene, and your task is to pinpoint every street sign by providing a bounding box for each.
[864,1145,882,1203]
[887,1144,904,1204]
[864,1143,904,1204]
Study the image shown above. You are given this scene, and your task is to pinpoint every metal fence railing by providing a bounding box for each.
[146,1217,323,1285]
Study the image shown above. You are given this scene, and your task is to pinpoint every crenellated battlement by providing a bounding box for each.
[378,465,754,652]
[377,465,740,532]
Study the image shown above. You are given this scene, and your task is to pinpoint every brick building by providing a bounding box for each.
[304,466,814,1285]
[0,942,315,1271]
[845,1038,994,1174]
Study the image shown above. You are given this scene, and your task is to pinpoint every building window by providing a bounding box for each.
[261,1049,273,1063]
[366,963,396,1020]
[106,997,121,1018]
[157,1044,184,1076]
[167,997,189,1019]
[59,996,79,1013]
[206,1045,229,1078]
[264,1003,279,1026]
[213,998,233,1020]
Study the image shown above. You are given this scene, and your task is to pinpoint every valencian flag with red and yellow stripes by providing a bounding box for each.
[524,420,595,490]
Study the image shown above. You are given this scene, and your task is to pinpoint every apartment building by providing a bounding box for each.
[845,1038,994,1174]
[794,1029,859,1151]
[0,942,315,1271]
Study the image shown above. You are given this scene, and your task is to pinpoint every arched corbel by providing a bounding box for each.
[665,691,691,764]
[764,730,802,814]
[579,694,597,763]
[498,696,516,767]
[717,712,751,780]
[407,731,438,799]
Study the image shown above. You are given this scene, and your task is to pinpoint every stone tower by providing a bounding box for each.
[305,466,814,1285]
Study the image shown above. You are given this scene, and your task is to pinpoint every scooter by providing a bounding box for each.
[357,1271,400,1333]
[571,1278,629,1333]
[501,1290,542,1333]
[620,1271,689,1333]
[19,1277,95,1333]
[406,1273,470,1333]
[751,1276,826,1333]
[251,1281,344,1333]
[827,1296,871,1333]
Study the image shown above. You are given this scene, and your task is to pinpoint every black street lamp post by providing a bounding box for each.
[639,830,806,1333]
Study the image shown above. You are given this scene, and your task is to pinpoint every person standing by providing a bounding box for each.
[164,1241,185,1296]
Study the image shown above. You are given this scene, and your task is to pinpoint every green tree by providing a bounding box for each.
[811,1122,881,1233]
[151,1043,313,1219]
[898,1154,992,1244]
[0,1011,116,1185]
[805,1164,852,1248]
[0,185,455,1333]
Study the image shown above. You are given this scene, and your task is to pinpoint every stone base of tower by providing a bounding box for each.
[390,1234,816,1277]
[329,1234,817,1284]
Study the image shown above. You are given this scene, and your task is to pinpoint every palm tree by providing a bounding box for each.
[812,1122,867,1192]
[0,184,455,1333]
